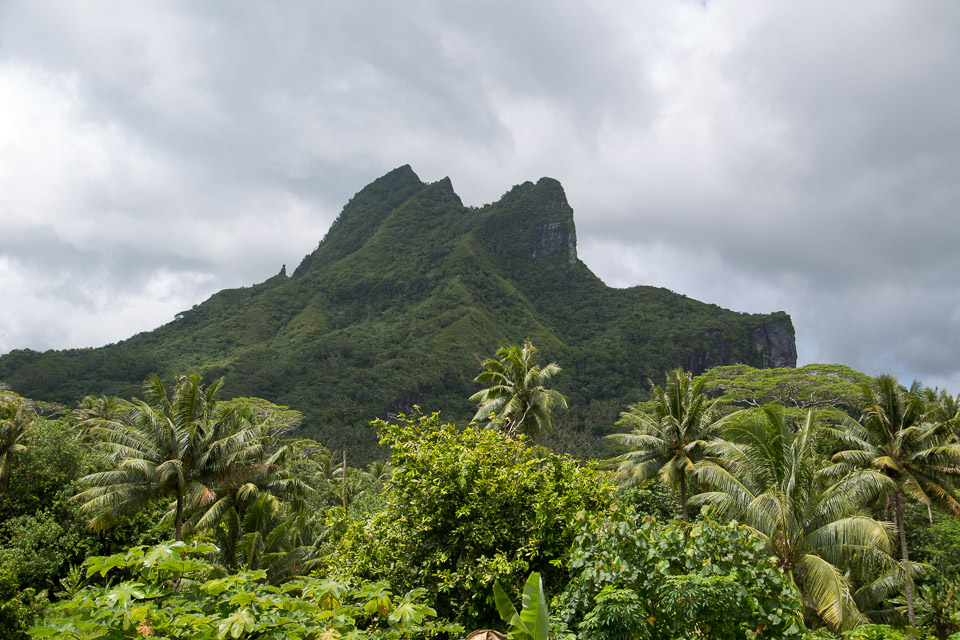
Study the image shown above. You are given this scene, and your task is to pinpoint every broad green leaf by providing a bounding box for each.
[218,608,255,639]
[388,602,426,628]
[518,573,548,640]
[493,581,522,630]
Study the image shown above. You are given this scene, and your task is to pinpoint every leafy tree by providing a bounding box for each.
[74,374,273,540]
[607,367,741,521]
[0,553,47,640]
[913,509,960,577]
[0,396,33,489]
[0,510,81,593]
[0,416,164,638]
[333,412,613,629]
[825,375,960,625]
[553,509,806,639]
[693,406,894,631]
[615,478,683,522]
[470,341,568,444]
[0,418,85,519]
[700,364,871,426]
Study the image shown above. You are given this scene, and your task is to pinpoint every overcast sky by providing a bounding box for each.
[2,1,959,392]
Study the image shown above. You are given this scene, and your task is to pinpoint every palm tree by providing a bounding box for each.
[0,396,34,489]
[825,374,960,625]
[182,429,312,569]
[607,368,741,521]
[469,341,568,444]
[692,406,894,631]
[73,394,133,439]
[366,460,394,485]
[218,490,321,582]
[74,374,271,540]
[923,387,960,441]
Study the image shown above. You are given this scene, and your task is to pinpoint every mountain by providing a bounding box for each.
[0,166,796,459]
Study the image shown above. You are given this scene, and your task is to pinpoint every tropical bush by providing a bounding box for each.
[840,624,913,639]
[0,552,48,640]
[615,479,683,522]
[332,412,614,629]
[553,508,805,639]
[30,541,460,639]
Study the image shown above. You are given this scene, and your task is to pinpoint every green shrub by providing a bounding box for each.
[615,480,683,522]
[333,412,614,629]
[553,508,805,639]
[0,553,47,640]
[577,586,650,640]
[840,624,912,639]
[30,541,460,639]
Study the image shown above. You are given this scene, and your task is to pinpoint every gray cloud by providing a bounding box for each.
[2,0,959,393]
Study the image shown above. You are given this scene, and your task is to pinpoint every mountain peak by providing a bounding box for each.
[377,164,422,188]
[483,174,578,268]
[293,165,427,276]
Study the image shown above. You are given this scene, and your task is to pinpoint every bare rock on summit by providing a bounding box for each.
[752,321,799,369]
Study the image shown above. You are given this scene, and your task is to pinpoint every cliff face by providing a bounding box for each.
[530,220,577,265]
[752,321,798,369]
[683,316,797,375]
[0,166,798,459]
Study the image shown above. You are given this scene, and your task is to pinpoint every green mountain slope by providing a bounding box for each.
[0,166,797,459]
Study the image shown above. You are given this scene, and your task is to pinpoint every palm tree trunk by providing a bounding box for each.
[894,491,915,625]
[680,471,688,523]
[175,494,184,541]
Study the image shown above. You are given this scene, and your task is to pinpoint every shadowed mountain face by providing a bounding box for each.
[0,166,796,459]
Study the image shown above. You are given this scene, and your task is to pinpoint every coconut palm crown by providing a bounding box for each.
[824,374,960,625]
[74,374,272,540]
[469,341,567,444]
[607,367,741,521]
[692,406,895,631]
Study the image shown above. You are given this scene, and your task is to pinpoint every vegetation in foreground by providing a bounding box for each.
[1,345,959,638]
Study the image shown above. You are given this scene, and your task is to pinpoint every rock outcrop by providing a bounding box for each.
[751,321,798,368]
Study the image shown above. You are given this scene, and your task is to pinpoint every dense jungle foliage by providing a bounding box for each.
[2,348,960,639]
[0,166,796,462]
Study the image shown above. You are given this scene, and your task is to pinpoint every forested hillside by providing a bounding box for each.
[0,166,796,459]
